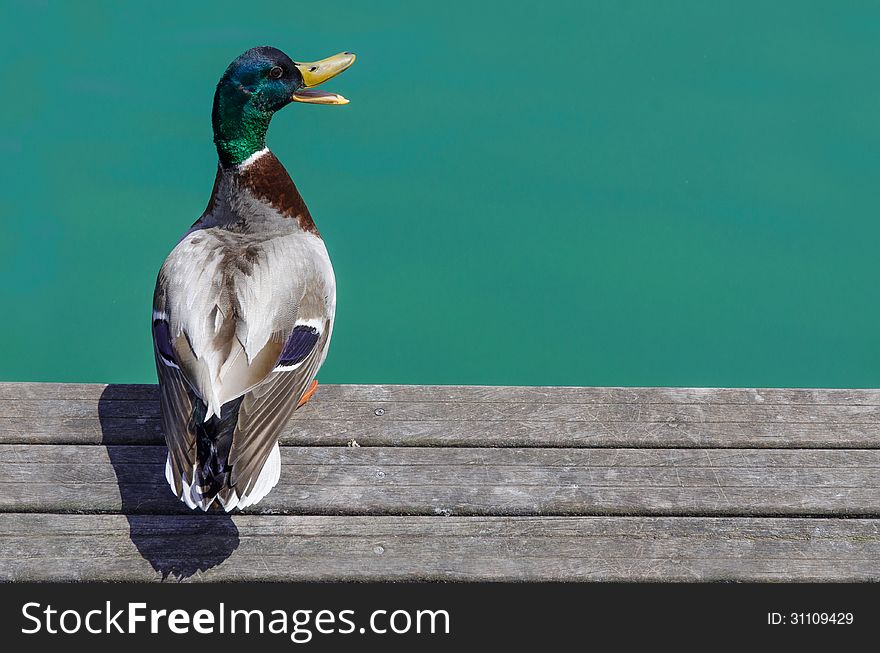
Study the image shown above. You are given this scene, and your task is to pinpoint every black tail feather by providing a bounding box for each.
[188,397,244,501]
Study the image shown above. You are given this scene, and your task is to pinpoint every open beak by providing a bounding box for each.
[293,52,356,105]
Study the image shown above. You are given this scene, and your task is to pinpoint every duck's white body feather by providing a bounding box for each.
[162,224,335,418]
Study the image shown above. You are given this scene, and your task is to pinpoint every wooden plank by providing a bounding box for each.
[2,514,878,582]
[2,382,879,405]
[2,416,877,448]
[5,397,880,422]
[1,383,878,448]
[4,384,877,447]
[3,444,879,516]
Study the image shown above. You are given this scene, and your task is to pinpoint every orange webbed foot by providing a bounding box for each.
[297,379,319,409]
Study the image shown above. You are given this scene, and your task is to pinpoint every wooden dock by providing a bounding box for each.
[1,383,879,581]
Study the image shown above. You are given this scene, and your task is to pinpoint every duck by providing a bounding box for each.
[151,46,355,511]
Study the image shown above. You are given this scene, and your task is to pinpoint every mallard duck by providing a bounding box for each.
[152,46,355,511]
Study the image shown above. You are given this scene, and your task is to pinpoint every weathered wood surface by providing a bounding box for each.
[3,444,880,516]
[3,514,880,582]
[1,382,878,582]
[2,383,879,448]
[5,383,879,403]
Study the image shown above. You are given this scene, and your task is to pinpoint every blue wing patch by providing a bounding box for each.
[277,325,320,368]
[152,318,177,367]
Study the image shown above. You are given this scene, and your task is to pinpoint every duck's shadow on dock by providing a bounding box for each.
[98,385,240,580]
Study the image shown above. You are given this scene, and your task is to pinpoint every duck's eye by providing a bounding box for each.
[269,66,284,79]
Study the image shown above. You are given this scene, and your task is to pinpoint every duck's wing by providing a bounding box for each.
[222,321,331,510]
[152,298,199,506]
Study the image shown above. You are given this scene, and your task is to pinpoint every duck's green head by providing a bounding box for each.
[212,46,356,167]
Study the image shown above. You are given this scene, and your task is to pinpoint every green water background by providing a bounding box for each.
[1,1,878,387]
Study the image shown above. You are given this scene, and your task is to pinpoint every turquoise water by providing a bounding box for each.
[1,1,878,387]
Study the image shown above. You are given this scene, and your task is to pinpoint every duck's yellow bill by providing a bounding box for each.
[293,52,356,105]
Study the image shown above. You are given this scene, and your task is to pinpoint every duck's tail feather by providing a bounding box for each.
[163,395,277,512]
[191,395,241,509]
